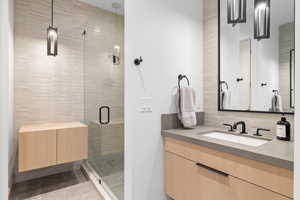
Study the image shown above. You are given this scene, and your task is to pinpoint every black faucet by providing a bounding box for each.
[254,128,270,136]
[233,121,247,134]
[223,123,234,132]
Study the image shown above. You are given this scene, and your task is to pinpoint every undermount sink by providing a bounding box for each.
[202,132,269,147]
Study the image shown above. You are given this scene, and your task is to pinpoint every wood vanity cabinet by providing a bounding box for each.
[19,122,88,172]
[164,137,293,200]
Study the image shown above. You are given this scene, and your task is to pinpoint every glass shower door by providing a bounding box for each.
[83,9,124,200]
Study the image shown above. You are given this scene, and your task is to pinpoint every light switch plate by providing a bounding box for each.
[139,97,153,113]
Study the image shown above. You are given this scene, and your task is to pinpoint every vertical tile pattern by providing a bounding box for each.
[203,0,294,137]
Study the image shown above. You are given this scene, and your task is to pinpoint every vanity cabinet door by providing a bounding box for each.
[230,177,292,200]
[165,152,186,200]
[19,130,57,172]
[57,127,88,164]
[165,152,233,200]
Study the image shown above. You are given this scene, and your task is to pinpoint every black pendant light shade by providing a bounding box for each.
[47,0,58,56]
[254,0,270,40]
[227,0,247,25]
[47,26,58,56]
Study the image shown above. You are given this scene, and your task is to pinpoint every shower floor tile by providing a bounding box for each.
[90,152,124,176]
[89,152,124,200]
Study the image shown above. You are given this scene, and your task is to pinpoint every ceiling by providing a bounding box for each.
[78,0,124,15]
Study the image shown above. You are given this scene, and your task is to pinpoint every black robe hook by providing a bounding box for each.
[134,56,143,66]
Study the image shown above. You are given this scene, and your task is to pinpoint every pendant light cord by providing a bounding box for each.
[51,0,54,26]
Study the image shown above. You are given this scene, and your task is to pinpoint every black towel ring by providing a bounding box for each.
[178,74,190,89]
[273,90,279,95]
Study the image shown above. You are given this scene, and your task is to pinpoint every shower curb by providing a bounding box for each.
[82,161,119,200]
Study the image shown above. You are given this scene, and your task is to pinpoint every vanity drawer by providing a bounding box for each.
[165,152,291,200]
[164,137,293,198]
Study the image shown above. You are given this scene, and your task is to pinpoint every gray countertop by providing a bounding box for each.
[162,126,294,170]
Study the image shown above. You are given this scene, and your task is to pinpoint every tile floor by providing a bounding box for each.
[10,169,103,200]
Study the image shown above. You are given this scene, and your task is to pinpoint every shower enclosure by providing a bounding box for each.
[82,5,124,200]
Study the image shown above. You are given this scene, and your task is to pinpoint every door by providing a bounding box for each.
[83,7,124,199]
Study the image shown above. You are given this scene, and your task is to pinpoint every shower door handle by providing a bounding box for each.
[99,106,110,125]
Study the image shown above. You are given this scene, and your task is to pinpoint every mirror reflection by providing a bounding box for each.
[219,0,295,114]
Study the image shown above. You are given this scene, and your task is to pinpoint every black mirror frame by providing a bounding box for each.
[217,0,295,115]
[290,49,295,109]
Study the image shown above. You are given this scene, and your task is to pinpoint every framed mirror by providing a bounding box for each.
[218,0,295,114]
[290,49,295,108]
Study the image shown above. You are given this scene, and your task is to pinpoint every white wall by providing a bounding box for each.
[0,0,14,198]
[294,0,300,198]
[125,0,203,199]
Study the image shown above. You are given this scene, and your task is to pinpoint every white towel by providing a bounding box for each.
[271,94,283,112]
[277,95,283,112]
[220,89,231,110]
[177,86,197,128]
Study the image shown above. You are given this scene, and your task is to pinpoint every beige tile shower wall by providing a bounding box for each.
[88,121,124,159]
[14,0,124,179]
[84,16,124,123]
[203,0,294,136]
[15,0,124,129]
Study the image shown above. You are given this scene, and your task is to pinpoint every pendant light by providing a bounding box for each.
[254,0,270,40]
[227,0,247,25]
[47,0,58,56]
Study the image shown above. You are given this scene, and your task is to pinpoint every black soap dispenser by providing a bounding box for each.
[276,115,291,141]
